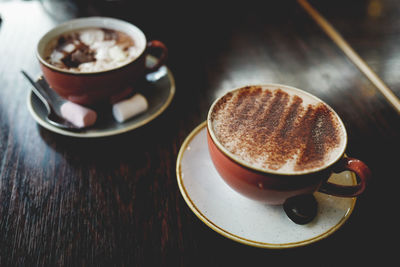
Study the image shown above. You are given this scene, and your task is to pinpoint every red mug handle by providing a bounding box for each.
[145,40,168,74]
[318,157,371,197]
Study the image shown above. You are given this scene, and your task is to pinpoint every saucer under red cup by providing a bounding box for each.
[36,17,168,107]
[207,84,371,205]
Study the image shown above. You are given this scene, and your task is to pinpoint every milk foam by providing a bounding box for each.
[210,85,346,174]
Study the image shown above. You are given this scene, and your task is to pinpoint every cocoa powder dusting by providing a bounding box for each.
[211,86,343,173]
[227,87,262,134]
[294,103,341,171]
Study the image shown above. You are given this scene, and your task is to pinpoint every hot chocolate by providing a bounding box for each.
[209,85,346,174]
[44,27,141,72]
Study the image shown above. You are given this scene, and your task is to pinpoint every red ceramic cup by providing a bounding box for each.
[36,17,168,106]
[207,84,371,205]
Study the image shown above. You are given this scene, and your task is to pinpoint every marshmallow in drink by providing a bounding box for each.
[60,101,97,128]
[112,94,148,122]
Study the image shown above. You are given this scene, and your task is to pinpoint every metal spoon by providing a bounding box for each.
[21,70,82,130]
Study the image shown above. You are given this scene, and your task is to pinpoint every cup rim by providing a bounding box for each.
[207,84,348,176]
[36,16,147,75]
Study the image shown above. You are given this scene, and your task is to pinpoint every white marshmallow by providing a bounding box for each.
[108,46,127,62]
[112,94,148,123]
[62,43,76,53]
[79,29,104,46]
[128,46,141,58]
[60,101,97,128]
[49,51,64,64]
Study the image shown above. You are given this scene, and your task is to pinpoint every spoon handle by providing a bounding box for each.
[21,70,52,113]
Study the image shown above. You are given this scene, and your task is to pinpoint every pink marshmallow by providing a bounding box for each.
[60,101,97,128]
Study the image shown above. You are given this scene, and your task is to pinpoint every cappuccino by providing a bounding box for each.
[45,27,141,72]
[209,85,346,174]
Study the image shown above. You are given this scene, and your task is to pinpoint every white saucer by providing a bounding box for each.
[176,122,357,249]
[27,58,175,138]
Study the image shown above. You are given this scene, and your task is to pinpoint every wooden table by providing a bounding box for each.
[0,0,399,265]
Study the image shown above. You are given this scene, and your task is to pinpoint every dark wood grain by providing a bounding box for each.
[0,1,399,266]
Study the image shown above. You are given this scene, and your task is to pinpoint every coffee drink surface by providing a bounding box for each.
[45,27,141,72]
[210,85,346,174]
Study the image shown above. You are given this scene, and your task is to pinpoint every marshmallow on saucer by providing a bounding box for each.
[112,93,148,123]
[60,101,97,128]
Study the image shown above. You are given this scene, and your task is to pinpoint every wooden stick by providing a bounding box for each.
[298,0,400,114]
